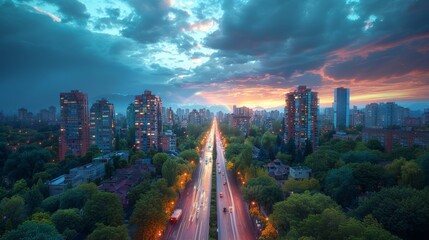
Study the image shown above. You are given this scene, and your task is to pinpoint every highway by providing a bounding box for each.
[165,123,215,240]
[215,120,257,240]
[164,119,256,240]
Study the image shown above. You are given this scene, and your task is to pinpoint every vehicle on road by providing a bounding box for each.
[223,207,227,213]
[219,192,223,198]
[229,206,233,213]
[223,180,226,185]
[170,209,182,223]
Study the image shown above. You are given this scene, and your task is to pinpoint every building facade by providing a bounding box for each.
[90,98,115,154]
[284,86,319,150]
[334,87,350,130]
[134,90,163,152]
[59,90,90,161]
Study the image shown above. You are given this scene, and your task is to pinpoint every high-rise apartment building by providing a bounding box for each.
[59,90,89,161]
[90,99,115,154]
[134,90,163,152]
[284,86,319,150]
[126,103,135,129]
[334,87,350,130]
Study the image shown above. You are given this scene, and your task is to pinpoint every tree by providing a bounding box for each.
[83,192,124,230]
[24,186,44,214]
[178,149,199,162]
[0,195,26,234]
[270,192,339,235]
[131,190,167,240]
[59,183,98,209]
[385,157,407,184]
[283,178,320,194]
[87,224,128,240]
[324,166,359,207]
[366,138,384,152]
[1,221,63,240]
[153,153,168,174]
[400,160,424,188]
[286,138,296,161]
[51,208,83,234]
[417,153,429,186]
[350,163,385,193]
[304,150,343,181]
[30,212,52,225]
[162,159,178,187]
[127,180,151,206]
[341,150,382,164]
[352,186,429,239]
[41,194,61,213]
[303,139,313,158]
[262,132,276,152]
[241,176,283,212]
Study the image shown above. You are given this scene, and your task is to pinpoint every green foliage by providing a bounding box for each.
[0,195,26,234]
[418,153,429,186]
[352,186,429,239]
[59,183,98,209]
[366,138,384,152]
[349,163,385,193]
[225,143,244,161]
[83,192,124,230]
[41,195,61,213]
[179,149,199,162]
[162,159,178,187]
[131,190,167,240]
[324,166,359,207]
[127,180,151,207]
[304,149,343,181]
[399,160,424,188]
[270,192,339,235]
[341,150,382,164]
[295,208,400,240]
[262,132,276,152]
[3,146,52,182]
[51,208,83,234]
[241,176,283,213]
[24,186,44,214]
[0,221,63,240]
[30,212,52,225]
[87,224,128,240]
[283,178,320,194]
[152,152,168,174]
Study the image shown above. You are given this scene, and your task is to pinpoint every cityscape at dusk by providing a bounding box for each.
[1,1,429,240]
[1,0,429,113]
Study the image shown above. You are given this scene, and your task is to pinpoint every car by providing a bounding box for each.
[223,180,226,185]
[219,192,223,198]
[229,206,233,213]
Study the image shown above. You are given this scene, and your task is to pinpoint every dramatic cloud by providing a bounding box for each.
[0,0,428,114]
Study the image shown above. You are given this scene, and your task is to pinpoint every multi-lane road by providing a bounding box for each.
[215,121,256,240]
[165,119,256,240]
[165,123,215,240]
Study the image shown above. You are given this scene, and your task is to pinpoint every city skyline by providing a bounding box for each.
[1,0,429,113]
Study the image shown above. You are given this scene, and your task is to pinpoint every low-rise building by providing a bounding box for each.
[48,162,105,196]
[289,166,312,179]
[98,159,154,207]
[263,159,289,180]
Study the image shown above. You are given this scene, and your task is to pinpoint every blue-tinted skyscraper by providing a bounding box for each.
[334,87,350,130]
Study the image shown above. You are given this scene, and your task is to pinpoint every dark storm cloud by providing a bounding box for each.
[203,0,429,83]
[0,1,169,113]
[45,0,90,24]
[325,43,429,81]
[121,0,190,44]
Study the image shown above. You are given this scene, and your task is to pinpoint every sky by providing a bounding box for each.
[0,0,429,114]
